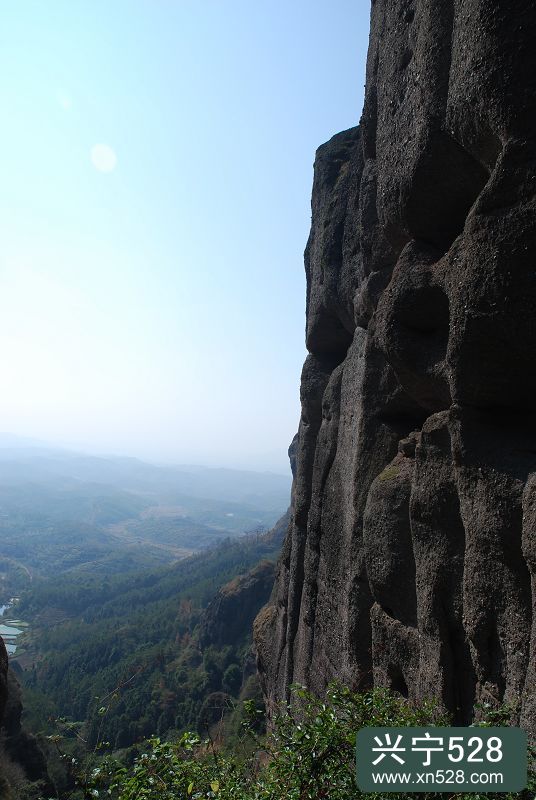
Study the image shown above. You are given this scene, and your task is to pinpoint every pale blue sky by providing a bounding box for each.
[0,1,370,473]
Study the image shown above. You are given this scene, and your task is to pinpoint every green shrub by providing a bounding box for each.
[84,684,535,800]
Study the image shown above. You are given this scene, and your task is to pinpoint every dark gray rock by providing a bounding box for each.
[2,670,53,790]
[0,661,53,797]
[255,0,535,738]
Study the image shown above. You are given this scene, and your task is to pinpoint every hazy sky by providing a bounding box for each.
[0,1,370,474]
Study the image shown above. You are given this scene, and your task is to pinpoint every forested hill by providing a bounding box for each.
[15,516,287,764]
[0,443,290,603]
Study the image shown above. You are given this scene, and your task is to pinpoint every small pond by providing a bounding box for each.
[0,600,26,655]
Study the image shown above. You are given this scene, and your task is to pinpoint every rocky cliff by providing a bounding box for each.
[0,641,52,798]
[255,0,535,736]
[200,560,277,649]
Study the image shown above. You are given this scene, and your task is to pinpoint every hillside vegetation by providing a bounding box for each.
[16,531,282,761]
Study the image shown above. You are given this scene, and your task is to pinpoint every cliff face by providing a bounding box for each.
[0,640,52,797]
[255,0,536,735]
[200,560,277,649]
[2,670,52,787]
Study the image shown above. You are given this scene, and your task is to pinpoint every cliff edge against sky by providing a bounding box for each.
[255,0,535,736]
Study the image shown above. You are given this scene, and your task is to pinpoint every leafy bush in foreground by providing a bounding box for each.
[83,684,534,800]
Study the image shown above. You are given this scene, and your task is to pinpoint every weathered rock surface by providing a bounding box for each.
[255,0,536,736]
[0,642,52,796]
[2,670,52,787]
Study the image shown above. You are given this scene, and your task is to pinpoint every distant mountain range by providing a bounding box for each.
[0,435,290,511]
[0,438,291,590]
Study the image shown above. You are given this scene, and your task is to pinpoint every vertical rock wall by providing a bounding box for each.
[0,640,52,794]
[255,0,536,735]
